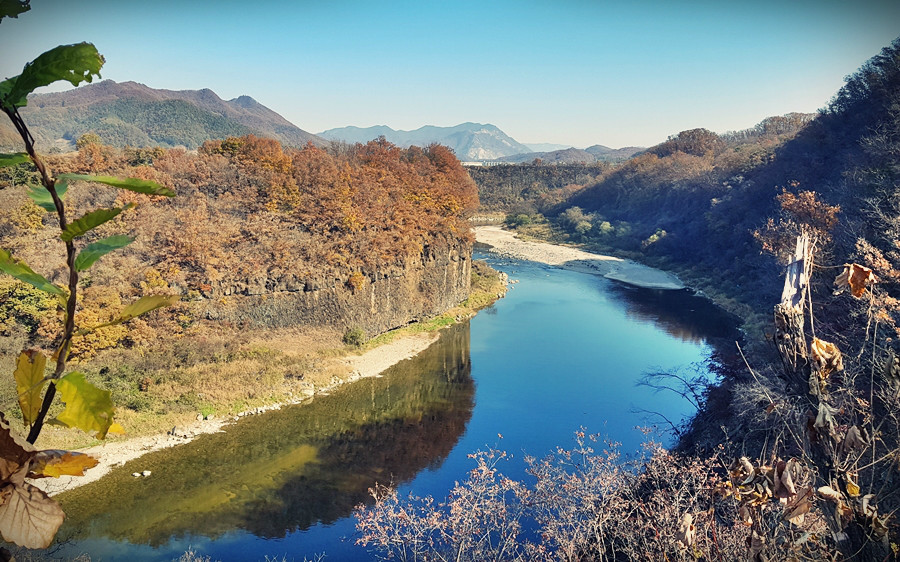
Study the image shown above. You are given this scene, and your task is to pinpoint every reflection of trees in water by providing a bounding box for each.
[610,285,741,347]
[57,323,473,546]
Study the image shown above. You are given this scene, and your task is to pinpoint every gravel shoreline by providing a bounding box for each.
[39,226,676,495]
[37,332,440,495]
[475,225,684,290]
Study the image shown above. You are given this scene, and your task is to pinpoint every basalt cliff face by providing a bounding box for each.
[202,241,472,336]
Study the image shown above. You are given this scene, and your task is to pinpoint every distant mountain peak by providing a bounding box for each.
[317,123,532,161]
[231,95,260,108]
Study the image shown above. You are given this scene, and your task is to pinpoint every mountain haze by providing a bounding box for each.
[0,80,324,151]
[318,122,533,161]
[498,144,645,164]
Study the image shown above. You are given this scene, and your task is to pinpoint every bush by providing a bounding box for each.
[343,327,366,347]
[504,213,532,228]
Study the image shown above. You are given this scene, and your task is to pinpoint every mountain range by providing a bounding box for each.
[0,80,323,151]
[0,80,636,161]
[318,123,534,161]
[497,144,645,164]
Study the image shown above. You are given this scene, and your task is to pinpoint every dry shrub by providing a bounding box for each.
[355,433,756,561]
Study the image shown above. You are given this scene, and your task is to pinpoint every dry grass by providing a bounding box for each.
[18,265,507,452]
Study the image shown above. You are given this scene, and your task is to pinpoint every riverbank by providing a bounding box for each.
[475,225,684,290]
[37,332,443,495]
[37,228,668,496]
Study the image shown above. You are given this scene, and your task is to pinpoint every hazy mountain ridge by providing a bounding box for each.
[1,80,324,151]
[318,122,533,161]
[525,143,573,152]
[498,145,645,164]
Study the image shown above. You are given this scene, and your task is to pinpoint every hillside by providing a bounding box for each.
[497,145,644,164]
[0,136,478,354]
[467,163,611,211]
[318,122,532,161]
[0,80,325,151]
[471,42,900,559]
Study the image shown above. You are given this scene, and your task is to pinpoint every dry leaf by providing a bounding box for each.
[834,263,876,298]
[749,529,765,557]
[842,425,868,453]
[845,474,860,497]
[814,401,837,436]
[0,421,35,481]
[774,459,798,499]
[29,450,98,478]
[784,487,813,525]
[676,513,695,547]
[883,350,900,386]
[0,482,64,549]
[810,337,843,376]
[861,494,877,518]
[817,485,842,502]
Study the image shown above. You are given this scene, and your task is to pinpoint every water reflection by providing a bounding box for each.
[56,322,473,547]
[609,284,742,347]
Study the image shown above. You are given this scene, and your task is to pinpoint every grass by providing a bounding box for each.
[2,261,508,451]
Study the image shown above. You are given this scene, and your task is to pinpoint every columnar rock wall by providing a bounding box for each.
[203,241,472,336]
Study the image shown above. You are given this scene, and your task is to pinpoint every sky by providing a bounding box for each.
[1,0,898,148]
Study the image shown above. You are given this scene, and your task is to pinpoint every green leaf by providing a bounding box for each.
[26,178,67,212]
[57,173,175,197]
[14,350,46,426]
[74,235,133,271]
[82,294,178,335]
[59,204,133,242]
[0,249,65,297]
[1,43,103,109]
[0,152,28,167]
[0,0,30,23]
[53,372,115,439]
[118,294,179,322]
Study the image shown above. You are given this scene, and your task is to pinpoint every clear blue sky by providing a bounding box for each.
[1,0,898,148]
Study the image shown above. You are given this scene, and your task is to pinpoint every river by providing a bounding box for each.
[50,252,739,561]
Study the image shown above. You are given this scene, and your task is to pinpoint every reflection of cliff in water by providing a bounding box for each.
[57,322,473,546]
[609,284,742,347]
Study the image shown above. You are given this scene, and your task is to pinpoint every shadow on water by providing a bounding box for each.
[56,322,473,548]
[608,284,743,349]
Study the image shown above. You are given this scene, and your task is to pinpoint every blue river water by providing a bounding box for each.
[50,252,738,561]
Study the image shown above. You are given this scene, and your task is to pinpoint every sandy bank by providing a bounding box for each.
[36,332,439,495]
[475,225,684,290]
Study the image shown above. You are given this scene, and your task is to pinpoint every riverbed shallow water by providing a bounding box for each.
[51,253,739,561]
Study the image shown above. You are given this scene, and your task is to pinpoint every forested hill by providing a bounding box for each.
[540,39,900,327]
[0,80,325,152]
[0,136,478,352]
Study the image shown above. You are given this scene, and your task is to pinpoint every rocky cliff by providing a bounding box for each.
[202,241,472,336]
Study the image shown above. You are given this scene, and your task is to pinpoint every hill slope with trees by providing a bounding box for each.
[0,80,325,152]
[0,136,479,355]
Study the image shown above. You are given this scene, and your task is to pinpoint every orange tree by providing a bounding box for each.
[0,2,175,549]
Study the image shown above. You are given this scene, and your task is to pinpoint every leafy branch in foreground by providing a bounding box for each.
[0,3,176,549]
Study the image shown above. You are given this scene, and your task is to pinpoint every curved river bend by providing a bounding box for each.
[53,253,738,561]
